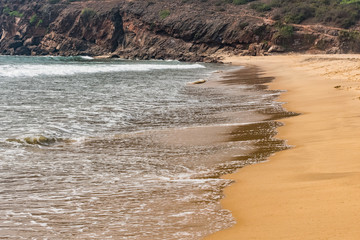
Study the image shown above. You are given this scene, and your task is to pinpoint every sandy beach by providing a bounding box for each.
[205,54,360,239]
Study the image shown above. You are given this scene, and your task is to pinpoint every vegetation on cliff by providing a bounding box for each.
[1,0,360,60]
[270,0,360,28]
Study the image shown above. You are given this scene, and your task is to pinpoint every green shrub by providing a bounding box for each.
[322,7,359,28]
[278,25,294,38]
[81,8,96,19]
[283,4,315,24]
[338,30,360,51]
[273,24,294,39]
[250,2,272,12]
[159,9,170,19]
[341,0,360,4]
[272,23,294,46]
[13,11,23,17]
[36,19,43,28]
[239,22,249,29]
[233,0,248,5]
[270,0,282,8]
[3,7,23,18]
[4,8,24,18]
[48,0,61,3]
[3,6,11,14]
[233,0,254,5]
[10,11,24,17]
[338,30,360,41]
[270,0,360,28]
[29,14,38,25]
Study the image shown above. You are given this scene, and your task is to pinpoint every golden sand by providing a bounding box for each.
[205,54,360,239]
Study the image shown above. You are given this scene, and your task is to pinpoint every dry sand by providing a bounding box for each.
[205,54,360,239]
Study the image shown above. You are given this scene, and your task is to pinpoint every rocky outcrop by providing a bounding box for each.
[0,0,358,61]
[38,8,124,56]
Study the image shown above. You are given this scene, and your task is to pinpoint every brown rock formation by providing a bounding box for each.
[0,0,357,61]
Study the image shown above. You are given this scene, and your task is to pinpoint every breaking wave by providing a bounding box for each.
[0,63,206,77]
[6,135,75,146]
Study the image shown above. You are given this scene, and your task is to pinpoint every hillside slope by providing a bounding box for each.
[1,0,360,61]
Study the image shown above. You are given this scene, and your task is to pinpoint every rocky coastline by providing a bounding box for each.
[0,0,358,62]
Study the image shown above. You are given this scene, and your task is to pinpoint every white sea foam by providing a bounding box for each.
[80,56,94,60]
[0,63,205,77]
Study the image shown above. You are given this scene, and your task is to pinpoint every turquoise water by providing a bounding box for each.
[0,56,280,239]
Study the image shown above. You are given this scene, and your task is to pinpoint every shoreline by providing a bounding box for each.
[205,54,360,239]
[156,64,295,239]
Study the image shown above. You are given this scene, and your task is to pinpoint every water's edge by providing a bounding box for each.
[206,65,299,236]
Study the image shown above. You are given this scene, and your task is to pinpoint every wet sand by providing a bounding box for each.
[158,66,293,179]
[205,55,360,239]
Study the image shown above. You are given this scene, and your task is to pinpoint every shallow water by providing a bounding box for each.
[0,56,288,239]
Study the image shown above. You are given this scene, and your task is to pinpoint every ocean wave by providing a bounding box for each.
[79,56,94,60]
[6,135,75,146]
[40,55,95,61]
[0,63,205,77]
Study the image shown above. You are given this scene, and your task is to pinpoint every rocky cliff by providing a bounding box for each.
[0,0,358,62]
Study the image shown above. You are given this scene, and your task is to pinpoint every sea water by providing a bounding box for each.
[0,56,285,239]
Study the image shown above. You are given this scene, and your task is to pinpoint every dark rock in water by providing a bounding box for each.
[190,79,207,84]
[7,136,57,146]
[14,46,31,55]
[8,40,23,50]
[24,136,56,146]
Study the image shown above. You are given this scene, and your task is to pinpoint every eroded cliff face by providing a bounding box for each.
[0,0,353,61]
[0,0,124,56]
